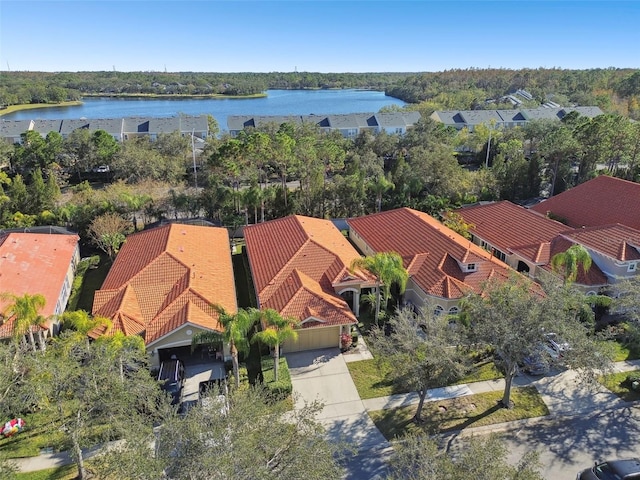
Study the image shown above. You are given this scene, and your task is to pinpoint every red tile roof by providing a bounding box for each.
[244,216,372,327]
[562,224,640,262]
[456,201,567,254]
[530,176,640,230]
[0,232,79,337]
[91,224,237,345]
[538,236,609,286]
[347,208,514,300]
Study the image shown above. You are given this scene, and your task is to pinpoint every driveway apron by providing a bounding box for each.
[286,348,390,452]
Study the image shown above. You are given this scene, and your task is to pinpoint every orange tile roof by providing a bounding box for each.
[244,216,370,326]
[456,201,567,254]
[538,236,609,286]
[91,224,237,344]
[562,224,640,262]
[530,176,640,230]
[347,208,514,300]
[0,232,79,337]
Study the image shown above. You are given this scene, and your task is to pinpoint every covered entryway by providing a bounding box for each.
[283,326,341,353]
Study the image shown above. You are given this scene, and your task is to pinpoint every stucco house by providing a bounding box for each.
[243,215,376,353]
[0,230,80,344]
[347,208,514,316]
[456,200,609,291]
[456,200,640,292]
[530,176,640,231]
[90,224,237,368]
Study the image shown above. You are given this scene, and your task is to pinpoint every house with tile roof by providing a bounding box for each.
[243,215,376,353]
[0,231,80,343]
[530,176,640,231]
[455,201,609,291]
[347,208,515,316]
[90,224,237,368]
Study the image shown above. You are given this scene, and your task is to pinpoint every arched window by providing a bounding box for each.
[434,305,444,316]
[448,306,459,315]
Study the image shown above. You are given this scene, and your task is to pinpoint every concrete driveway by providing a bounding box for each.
[286,348,392,479]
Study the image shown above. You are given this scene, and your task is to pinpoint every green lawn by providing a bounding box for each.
[347,356,504,400]
[0,410,70,458]
[598,368,640,402]
[74,255,111,312]
[14,465,78,480]
[605,340,640,362]
[369,386,548,440]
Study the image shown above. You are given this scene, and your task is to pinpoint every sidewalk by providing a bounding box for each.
[362,359,640,417]
[10,352,640,474]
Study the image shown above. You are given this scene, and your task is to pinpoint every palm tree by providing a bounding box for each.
[350,252,409,326]
[551,244,593,284]
[0,292,48,352]
[368,174,395,213]
[193,306,259,388]
[251,309,299,382]
[59,310,113,352]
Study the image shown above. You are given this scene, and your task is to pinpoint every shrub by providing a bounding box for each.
[260,356,292,401]
[340,333,353,350]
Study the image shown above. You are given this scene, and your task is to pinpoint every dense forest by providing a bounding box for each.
[1,68,639,119]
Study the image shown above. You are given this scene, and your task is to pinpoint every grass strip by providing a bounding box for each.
[369,386,548,441]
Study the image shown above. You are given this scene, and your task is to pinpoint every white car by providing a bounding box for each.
[545,333,571,358]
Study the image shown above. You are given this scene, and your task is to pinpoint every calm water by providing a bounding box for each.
[3,89,406,131]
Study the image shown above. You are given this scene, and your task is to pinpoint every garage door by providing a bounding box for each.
[283,326,340,353]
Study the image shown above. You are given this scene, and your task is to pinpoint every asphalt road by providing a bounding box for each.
[445,405,640,479]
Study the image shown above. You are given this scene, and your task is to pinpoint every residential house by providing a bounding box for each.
[90,224,237,368]
[456,200,609,291]
[530,176,640,231]
[1,114,210,144]
[227,111,421,138]
[347,208,514,316]
[0,230,80,344]
[430,106,603,132]
[243,215,376,353]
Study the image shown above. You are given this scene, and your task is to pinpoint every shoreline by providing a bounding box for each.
[0,93,269,117]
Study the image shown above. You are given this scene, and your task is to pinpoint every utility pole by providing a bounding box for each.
[191,129,198,189]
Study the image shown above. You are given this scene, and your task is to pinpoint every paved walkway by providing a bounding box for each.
[10,333,640,474]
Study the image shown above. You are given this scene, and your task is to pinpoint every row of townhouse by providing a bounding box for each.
[0,114,211,145]
[227,111,422,138]
[3,175,638,360]
[430,106,603,132]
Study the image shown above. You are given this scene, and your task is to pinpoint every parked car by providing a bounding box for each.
[545,332,571,358]
[520,352,549,376]
[199,378,229,415]
[158,358,186,405]
[577,458,640,479]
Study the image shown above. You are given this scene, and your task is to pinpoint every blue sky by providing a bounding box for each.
[1,1,639,73]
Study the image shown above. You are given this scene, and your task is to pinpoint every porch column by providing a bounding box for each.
[354,290,360,317]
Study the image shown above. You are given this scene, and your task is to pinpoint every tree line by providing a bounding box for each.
[0,71,415,107]
[1,111,639,254]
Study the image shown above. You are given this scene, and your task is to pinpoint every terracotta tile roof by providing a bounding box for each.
[347,208,514,300]
[0,232,79,337]
[244,216,369,326]
[530,176,640,230]
[562,224,640,262]
[539,236,609,286]
[91,224,236,344]
[456,201,567,254]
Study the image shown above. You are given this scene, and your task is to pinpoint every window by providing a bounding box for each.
[466,263,476,272]
[434,306,444,316]
[395,127,403,134]
[628,263,637,273]
[493,249,506,262]
[448,306,459,314]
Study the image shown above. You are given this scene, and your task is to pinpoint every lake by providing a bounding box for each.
[2,89,407,131]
